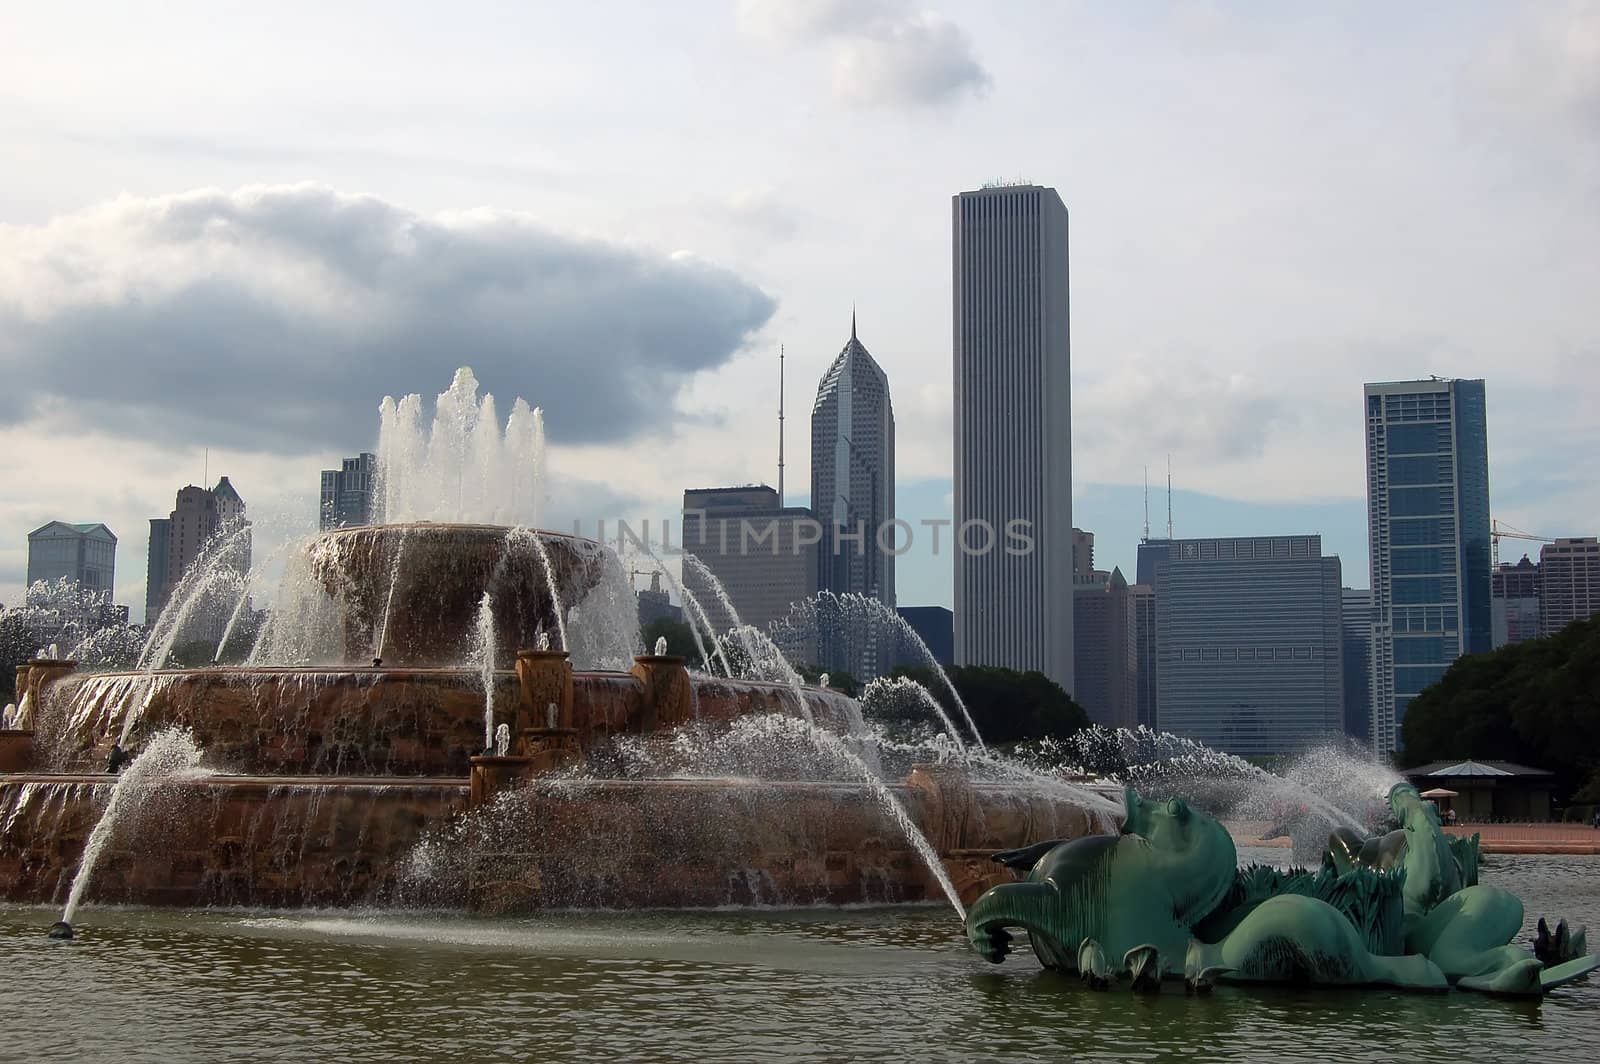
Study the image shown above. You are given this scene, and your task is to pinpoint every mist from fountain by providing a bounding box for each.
[59,728,213,929]
[1015,726,1383,835]
[771,592,985,749]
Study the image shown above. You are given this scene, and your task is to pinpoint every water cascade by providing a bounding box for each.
[52,729,211,937]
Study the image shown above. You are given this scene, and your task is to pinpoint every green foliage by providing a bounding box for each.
[1400,615,1600,800]
[640,617,701,663]
[0,613,42,706]
[795,665,859,698]
[889,663,1090,745]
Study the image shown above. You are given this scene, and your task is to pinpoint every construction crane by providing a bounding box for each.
[1491,519,1554,567]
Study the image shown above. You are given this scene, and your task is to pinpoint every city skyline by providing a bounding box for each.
[2,3,1597,620]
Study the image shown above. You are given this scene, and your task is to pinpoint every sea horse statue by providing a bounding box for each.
[965,786,1599,995]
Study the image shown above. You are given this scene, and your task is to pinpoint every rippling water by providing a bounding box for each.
[3,853,1598,1063]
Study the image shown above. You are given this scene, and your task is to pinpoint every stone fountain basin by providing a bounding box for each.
[28,666,865,777]
[0,772,1101,911]
[310,523,605,667]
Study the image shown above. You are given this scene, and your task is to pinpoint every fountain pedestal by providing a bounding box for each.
[12,659,76,731]
[630,655,692,731]
[515,649,574,730]
[469,727,579,808]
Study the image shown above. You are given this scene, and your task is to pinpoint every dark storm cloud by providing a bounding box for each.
[0,184,777,452]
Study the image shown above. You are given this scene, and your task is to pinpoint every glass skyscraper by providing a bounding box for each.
[1363,378,1492,757]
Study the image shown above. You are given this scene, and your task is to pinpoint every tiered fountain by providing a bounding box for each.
[0,369,1108,923]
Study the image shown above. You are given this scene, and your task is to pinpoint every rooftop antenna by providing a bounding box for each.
[1166,454,1173,539]
[771,342,777,505]
[203,447,209,488]
[1142,466,1150,543]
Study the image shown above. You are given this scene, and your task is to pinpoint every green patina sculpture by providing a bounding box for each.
[965,784,1600,995]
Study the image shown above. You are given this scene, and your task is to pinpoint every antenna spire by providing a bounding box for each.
[851,304,857,342]
[1142,466,1150,543]
[771,344,777,502]
[1166,454,1173,539]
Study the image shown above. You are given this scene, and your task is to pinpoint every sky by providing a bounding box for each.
[2,1,1597,620]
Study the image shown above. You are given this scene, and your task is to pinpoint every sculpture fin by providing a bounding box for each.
[990,839,1070,872]
[1457,957,1545,996]
[1540,955,1600,991]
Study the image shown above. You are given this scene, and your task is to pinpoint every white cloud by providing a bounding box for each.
[736,1,990,108]
[1472,1,1600,144]
[0,184,777,453]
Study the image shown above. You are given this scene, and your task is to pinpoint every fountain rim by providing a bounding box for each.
[40,664,833,693]
[315,522,601,547]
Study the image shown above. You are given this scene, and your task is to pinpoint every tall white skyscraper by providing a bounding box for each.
[952,184,1073,692]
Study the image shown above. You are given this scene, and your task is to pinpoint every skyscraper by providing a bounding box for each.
[320,452,377,530]
[1539,537,1600,636]
[811,314,895,676]
[1153,535,1344,758]
[1363,378,1492,757]
[952,184,1073,691]
[145,477,252,623]
[1491,556,1541,647]
[681,485,817,636]
[1072,567,1137,729]
[1340,588,1374,742]
[26,522,117,593]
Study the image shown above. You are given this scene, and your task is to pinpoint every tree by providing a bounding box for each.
[1400,615,1600,801]
[1,612,41,706]
[795,665,859,697]
[888,663,1090,746]
[641,617,701,662]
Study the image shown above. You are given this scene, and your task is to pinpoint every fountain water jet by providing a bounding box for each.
[56,728,212,935]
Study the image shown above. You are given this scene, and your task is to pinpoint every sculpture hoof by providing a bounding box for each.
[1124,945,1162,992]
[1077,938,1113,990]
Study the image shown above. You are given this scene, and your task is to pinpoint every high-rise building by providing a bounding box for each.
[146,477,252,622]
[635,571,683,627]
[1131,583,1158,731]
[1491,556,1541,648]
[811,314,895,676]
[1539,537,1600,637]
[897,606,954,666]
[1073,568,1137,728]
[1152,535,1344,759]
[1363,378,1491,757]
[320,452,377,530]
[145,519,170,623]
[681,486,817,638]
[1071,528,1095,585]
[1340,588,1374,743]
[26,522,117,593]
[952,183,1073,691]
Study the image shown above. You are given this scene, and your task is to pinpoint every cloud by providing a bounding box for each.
[736,1,990,109]
[0,184,777,453]
[1075,359,1296,476]
[1472,2,1600,143]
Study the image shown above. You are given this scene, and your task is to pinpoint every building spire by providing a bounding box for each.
[777,344,786,507]
[851,304,857,342]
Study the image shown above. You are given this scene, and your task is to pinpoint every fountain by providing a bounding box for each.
[0,368,1104,923]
